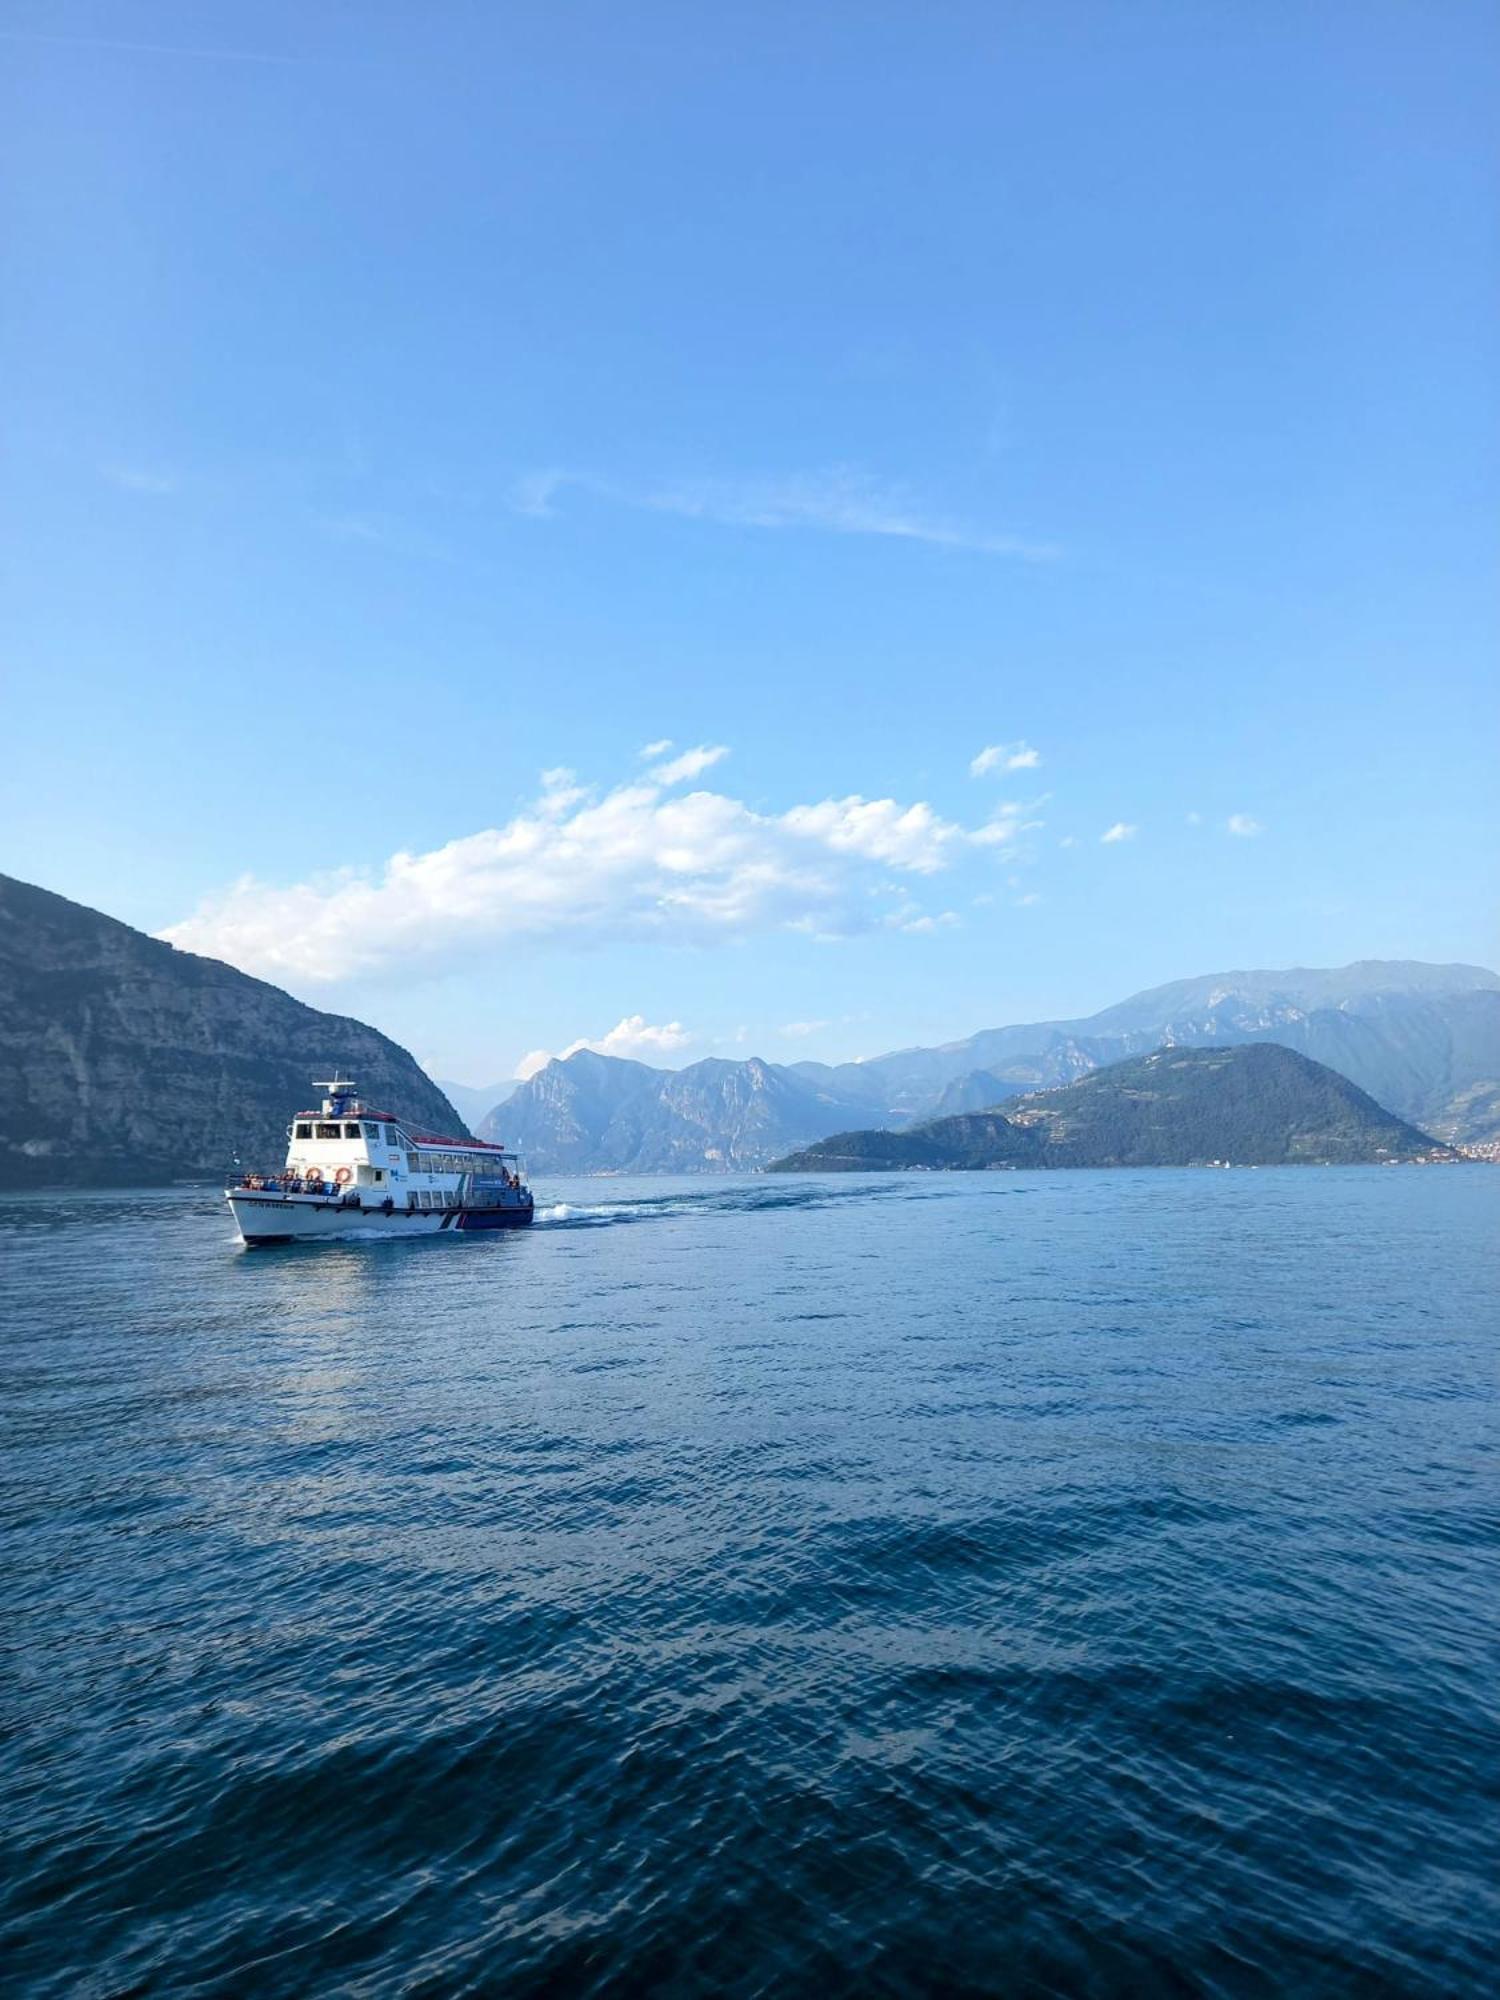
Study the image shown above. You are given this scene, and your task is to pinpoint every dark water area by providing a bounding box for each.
[2,1168,1497,1997]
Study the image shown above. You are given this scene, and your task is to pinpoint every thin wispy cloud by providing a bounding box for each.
[650,744,729,785]
[314,513,451,561]
[1226,813,1264,837]
[511,467,1057,561]
[970,740,1041,776]
[1100,822,1137,844]
[102,463,178,495]
[640,739,674,760]
[160,752,1046,984]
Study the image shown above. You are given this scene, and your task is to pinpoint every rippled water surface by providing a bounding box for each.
[3,1168,1497,1997]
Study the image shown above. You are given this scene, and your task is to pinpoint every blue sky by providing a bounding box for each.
[2,1,1495,1085]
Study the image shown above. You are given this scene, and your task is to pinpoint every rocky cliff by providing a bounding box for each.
[0,873,464,1187]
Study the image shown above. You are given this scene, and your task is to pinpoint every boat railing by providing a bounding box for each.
[232,1169,530,1206]
[233,1171,345,1196]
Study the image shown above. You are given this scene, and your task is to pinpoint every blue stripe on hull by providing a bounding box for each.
[457,1207,534,1230]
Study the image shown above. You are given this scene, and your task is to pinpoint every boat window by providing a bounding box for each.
[373,1169,384,1184]
[361,1123,380,1142]
[406,1153,417,1172]
[343,1123,362,1140]
[386,1127,401,1147]
[294,1123,312,1139]
[316,1123,340,1139]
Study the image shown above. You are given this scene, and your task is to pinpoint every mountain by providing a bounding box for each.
[769,1045,1452,1172]
[473,961,1500,1170]
[479,1049,884,1172]
[0,873,464,1188]
[798,962,1500,1138]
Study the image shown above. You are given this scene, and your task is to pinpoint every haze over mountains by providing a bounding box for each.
[478,960,1500,1170]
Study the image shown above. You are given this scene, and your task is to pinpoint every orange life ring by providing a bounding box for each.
[334,1166,353,1186]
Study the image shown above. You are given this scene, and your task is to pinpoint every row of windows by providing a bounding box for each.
[294,1121,403,1146]
[415,1190,457,1209]
[409,1151,495,1176]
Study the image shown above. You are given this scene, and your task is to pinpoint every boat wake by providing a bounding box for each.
[533,1178,940,1230]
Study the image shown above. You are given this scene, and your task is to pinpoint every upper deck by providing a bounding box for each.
[281,1077,521,1198]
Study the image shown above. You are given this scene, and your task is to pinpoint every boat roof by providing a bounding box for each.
[296,1106,398,1121]
[409,1131,508,1151]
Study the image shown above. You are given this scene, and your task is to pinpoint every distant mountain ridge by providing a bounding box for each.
[0,874,464,1187]
[481,1050,883,1173]
[788,961,1500,1129]
[769,1045,1452,1173]
[481,960,1500,1170]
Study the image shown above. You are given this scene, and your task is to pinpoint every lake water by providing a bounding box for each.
[2,1168,1497,1996]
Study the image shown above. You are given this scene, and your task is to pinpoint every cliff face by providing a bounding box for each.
[0,873,464,1187]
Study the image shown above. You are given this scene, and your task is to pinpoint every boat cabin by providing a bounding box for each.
[278,1076,524,1208]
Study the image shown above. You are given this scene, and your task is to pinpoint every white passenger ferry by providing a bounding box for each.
[226,1077,534,1247]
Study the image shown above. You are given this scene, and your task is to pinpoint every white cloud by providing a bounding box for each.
[160,759,1039,984]
[779,1019,830,1038]
[575,1016,691,1059]
[512,466,1057,561]
[971,800,1044,847]
[1226,813,1263,837]
[650,743,729,785]
[1185,810,1203,826]
[1059,834,1079,849]
[1100,822,1137,844]
[640,738,674,759]
[517,1015,692,1078]
[780,796,963,873]
[970,740,1041,776]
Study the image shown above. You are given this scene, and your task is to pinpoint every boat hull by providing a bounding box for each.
[227,1190,534,1247]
